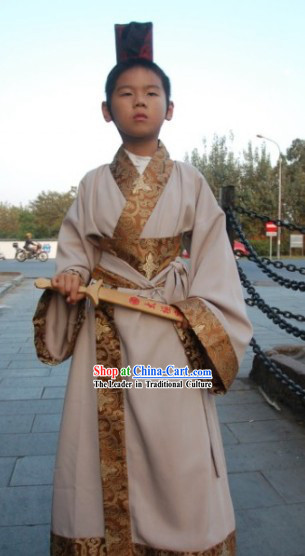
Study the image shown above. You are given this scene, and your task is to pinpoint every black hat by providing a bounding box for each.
[115,22,153,63]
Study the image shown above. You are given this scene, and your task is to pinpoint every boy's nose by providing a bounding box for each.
[134,96,147,107]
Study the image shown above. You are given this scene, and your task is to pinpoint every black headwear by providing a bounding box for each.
[115,22,153,63]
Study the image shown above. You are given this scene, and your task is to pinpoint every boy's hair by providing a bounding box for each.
[105,58,171,110]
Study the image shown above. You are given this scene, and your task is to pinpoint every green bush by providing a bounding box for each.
[249,239,270,256]
[249,233,292,257]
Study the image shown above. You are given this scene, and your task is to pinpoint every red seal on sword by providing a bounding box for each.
[129,296,140,305]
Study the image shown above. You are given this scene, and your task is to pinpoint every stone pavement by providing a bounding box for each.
[0,278,305,556]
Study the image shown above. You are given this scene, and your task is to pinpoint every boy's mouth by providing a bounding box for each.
[134,113,148,121]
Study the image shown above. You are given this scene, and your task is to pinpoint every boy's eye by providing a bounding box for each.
[147,92,158,96]
[120,91,132,96]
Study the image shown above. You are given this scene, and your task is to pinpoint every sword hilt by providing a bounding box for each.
[34,277,102,306]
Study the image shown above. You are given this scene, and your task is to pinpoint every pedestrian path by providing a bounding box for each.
[0,279,304,556]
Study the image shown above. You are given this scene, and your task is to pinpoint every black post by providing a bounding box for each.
[220,185,235,249]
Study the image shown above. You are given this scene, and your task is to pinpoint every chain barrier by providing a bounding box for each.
[227,209,305,292]
[269,307,305,323]
[222,195,305,402]
[259,257,305,276]
[245,301,305,322]
[237,263,305,340]
[234,204,305,275]
[245,297,305,325]
[250,337,305,402]
[238,262,305,402]
[234,205,305,234]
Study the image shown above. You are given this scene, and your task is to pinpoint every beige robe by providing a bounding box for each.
[33,142,252,556]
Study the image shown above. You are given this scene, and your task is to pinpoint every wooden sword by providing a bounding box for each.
[34,278,184,322]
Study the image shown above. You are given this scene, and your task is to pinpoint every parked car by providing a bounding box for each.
[233,241,249,258]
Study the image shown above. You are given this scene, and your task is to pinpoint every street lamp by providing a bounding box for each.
[256,134,282,259]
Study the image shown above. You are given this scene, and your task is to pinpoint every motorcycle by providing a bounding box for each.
[12,242,48,262]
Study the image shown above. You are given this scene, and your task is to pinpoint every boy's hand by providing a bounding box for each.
[51,272,85,304]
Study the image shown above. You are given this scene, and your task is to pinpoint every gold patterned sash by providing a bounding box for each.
[99,236,181,280]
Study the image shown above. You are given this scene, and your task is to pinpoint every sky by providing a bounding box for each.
[1,0,305,206]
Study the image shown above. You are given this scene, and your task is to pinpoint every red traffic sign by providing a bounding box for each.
[265,222,277,233]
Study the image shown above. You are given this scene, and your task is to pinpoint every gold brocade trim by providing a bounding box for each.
[174,325,223,395]
[92,266,139,289]
[109,142,173,225]
[97,387,132,556]
[132,174,152,193]
[95,141,180,281]
[174,298,238,393]
[95,303,133,556]
[32,290,86,365]
[50,532,106,555]
[106,142,175,280]
[95,302,122,381]
[50,530,236,555]
[99,236,181,280]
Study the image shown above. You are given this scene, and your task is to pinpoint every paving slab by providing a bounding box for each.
[230,378,252,390]
[8,359,53,369]
[0,326,32,333]
[0,368,51,378]
[0,345,24,354]
[236,503,305,556]
[216,389,264,405]
[228,471,284,509]
[0,361,10,369]
[1,376,68,388]
[217,402,282,423]
[0,485,52,526]
[0,458,16,487]
[10,455,55,486]
[0,335,31,342]
[227,419,305,443]
[0,387,43,401]
[0,432,58,457]
[0,355,12,363]
[18,345,41,354]
[32,413,61,433]
[225,439,305,473]
[0,399,64,416]
[5,352,51,361]
[262,467,305,504]
[0,414,34,434]
[42,387,66,399]
[49,365,69,376]
[0,525,50,556]
[220,424,239,445]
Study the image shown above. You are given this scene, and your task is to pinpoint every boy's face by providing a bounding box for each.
[102,66,173,145]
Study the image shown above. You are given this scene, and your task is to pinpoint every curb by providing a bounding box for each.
[250,349,305,416]
[0,273,24,299]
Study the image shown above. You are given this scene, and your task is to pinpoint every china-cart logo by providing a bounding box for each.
[92,364,213,389]
[93,364,129,380]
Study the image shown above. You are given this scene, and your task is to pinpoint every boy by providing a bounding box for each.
[34,25,252,556]
[50,58,174,304]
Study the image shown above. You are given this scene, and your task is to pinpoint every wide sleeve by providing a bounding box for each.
[33,178,100,364]
[174,170,253,394]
